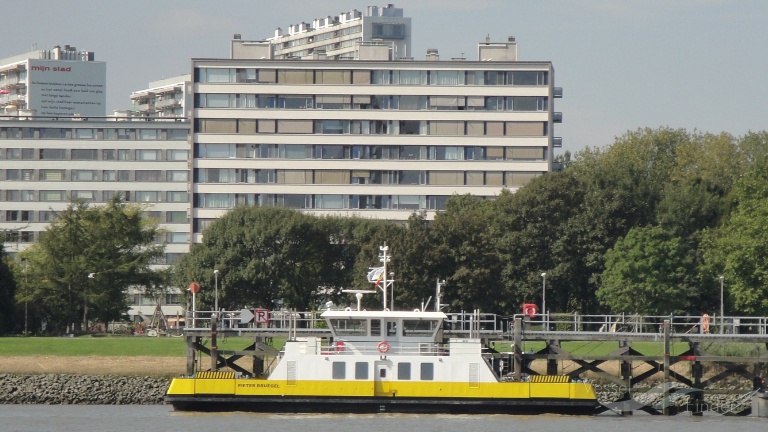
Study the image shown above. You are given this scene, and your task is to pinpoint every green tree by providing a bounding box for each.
[0,244,17,335]
[597,226,694,314]
[174,206,352,312]
[20,197,164,333]
[493,171,592,314]
[428,195,505,313]
[702,133,768,315]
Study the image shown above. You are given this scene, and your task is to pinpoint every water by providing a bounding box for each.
[0,405,763,432]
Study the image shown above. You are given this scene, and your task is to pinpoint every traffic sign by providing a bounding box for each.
[240,309,255,324]
[254,308,270,324]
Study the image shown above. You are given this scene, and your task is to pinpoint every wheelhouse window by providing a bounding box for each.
[402,320,440,337]
[330,319,368,336]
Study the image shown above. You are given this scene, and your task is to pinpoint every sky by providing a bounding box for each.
[2,0,766,154]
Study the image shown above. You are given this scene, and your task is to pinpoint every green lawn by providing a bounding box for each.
[0,336,264,357]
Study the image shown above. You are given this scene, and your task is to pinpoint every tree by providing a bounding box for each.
[0,244,17,335]
[428,195,506,313]
[493,171,593,314]
[19,197,164,333]
[597,226,694,315]
[174,206,349,312]
[702,133,768,315]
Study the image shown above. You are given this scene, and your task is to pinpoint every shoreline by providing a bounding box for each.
[0,356,186,377]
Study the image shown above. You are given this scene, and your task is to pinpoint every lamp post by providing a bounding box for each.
[719,275,724,334]
[541,272,547,326]
[213,269,219,314]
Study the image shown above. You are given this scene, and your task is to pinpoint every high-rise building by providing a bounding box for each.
[130,74,191,118]
[190,37,561,237]
[0,45,106,117]
[267,4,411,60]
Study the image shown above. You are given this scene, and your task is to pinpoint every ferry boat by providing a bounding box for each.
[165,308,599,414]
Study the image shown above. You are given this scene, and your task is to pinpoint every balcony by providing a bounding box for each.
[552,137,563,148]
[553,87,563,98]
[553,112,563,123]
[155,98,181,109]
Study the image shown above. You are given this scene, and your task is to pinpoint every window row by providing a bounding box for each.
[330,361,434,381]
[195,67,548,86]
[0,127,189,140]
[1,148,189,161]
[195,94,548,112]
[2,190,189,203]
[2,169,188,182]
[193,192,495,213]
[195,143,545,161]
[194,169,541,188]
[195,119,547,137]
[4,230,187,254]
[3,209,188,224]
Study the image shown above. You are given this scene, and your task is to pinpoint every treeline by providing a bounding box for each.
[2,127,768,335]
[173,128,768,317]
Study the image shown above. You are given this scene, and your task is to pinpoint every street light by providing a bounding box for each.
[213,269,219,314]
[719,275,724,334]
[541,272,547,325]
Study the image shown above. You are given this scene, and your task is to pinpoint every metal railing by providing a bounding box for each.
[184,309,768,336]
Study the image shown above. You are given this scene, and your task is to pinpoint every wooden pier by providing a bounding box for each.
[181,310,768,415]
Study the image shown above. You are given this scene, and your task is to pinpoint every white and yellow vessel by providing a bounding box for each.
[166,309,599,414]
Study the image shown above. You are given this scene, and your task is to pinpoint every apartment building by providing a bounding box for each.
[130,74,191,118]
[191,38,561,237]
[267,4,411,60]
[0,115,191,323]
[0,45,105,117]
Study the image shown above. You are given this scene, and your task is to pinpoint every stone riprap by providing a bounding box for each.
[0,374,170,404]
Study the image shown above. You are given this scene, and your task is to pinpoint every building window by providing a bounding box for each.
[166,211,188,223]
[168,232,188,243]
[135,191,160,202]
[40,190,66,201]
[167,170,189,182]
[39,149,66,160]
[71,149,98,160]
[40,170,65,181]
[71,170,96,181]
[167,149,189,161]
[167,191,189,203]
[135,170,162,182]
[136,150,160,161]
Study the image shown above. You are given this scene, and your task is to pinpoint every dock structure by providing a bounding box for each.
[181,310,768,416]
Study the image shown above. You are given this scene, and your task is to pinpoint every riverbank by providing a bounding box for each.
[0,356,185,377]
[0,374,169,404]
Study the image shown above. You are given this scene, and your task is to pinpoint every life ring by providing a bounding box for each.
[335,341,345,352]
[377,341,390,353]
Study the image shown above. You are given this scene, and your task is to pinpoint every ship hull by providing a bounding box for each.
[166,394,599,415]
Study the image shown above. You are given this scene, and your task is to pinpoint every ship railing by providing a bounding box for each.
[321,342,448,356]
[183,310,768,336]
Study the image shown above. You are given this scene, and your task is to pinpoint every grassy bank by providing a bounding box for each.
[0,336,262,357]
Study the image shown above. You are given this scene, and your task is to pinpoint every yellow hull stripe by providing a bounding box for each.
[168,378,597,400]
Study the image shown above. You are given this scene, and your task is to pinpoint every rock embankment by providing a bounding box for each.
[0,374,170,404]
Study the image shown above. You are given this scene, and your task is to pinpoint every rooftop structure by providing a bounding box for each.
[0,45,106,117]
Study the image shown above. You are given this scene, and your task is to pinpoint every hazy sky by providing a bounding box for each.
[3,0,766,154]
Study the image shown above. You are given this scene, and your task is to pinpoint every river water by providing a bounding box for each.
[0,405,763,432]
